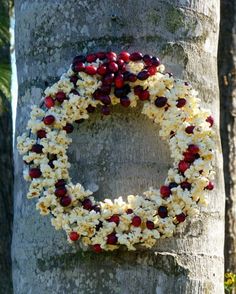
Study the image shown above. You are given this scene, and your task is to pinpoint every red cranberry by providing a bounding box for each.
[120,97,131,107]
[31,144,43,154]
[119,51,130,62]
[56,91,66,103]
[148,66,157,75]
[205,182,214,190]
[106,52,117,61]
[137,70,150,81]
[183,151,196,163]
[44,96,55,108]
[155,97,167,108]
[187,144,200,154]
[120,64,127,73]
[55,186,67,197]
[73,62,85,72]
[176,98,186,108]
[103,73,115,85]
[146,220,155,230]
[160,185,171,197]
[180,181,191,190]
[69,231,80,241]
[126,209,133,214]
[178,160,190,173]
[86,105,96,113]
[97,65,107,76]
[185,126,195,134]
[206,116,214,127]
[117,59,125,68]
[29,168,42,178]
[96,52,106,60]
[115,74,124,88]
[131,216,142,227]
[55,179,66,188]
[107,232,118,245]
[63,123,74,133]
[93,244,102,253]
[108,61,119,73]
[176,213,186,223]
[151,57,160,66]
[130,51,143,61]
[108,214,120,225]
[60,196,71,207]
[138,90,150,101]
[43,115,55,125]
[85,65,97,75]
[128,73,137,82]
[158,206,168,218]
[82,198,93,210]
[143,54,153,66]
[86,53,97,63]
[134,85,143,96]
[37,129,47,139]
[101,105,110,115]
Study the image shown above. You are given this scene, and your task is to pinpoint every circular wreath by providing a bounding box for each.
[17,51,215,253]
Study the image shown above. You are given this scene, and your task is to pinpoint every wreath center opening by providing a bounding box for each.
[68,103,171,201]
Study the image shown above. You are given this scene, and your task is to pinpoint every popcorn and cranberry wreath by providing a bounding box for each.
[17,51,215,253]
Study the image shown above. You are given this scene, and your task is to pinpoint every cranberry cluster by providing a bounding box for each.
[70,51,161,115]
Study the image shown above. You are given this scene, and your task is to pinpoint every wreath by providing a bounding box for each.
[17,51,215,252]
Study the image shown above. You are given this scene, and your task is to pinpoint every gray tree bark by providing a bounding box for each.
[0,0,13,293]
[13,1,225,293]
[218,0,236,275]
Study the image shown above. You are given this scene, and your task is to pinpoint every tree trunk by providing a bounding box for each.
[218,0,236,275]
[0,0,13,293]
[13,1,224,293]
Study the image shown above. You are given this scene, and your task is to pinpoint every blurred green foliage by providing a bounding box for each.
[225,272,236,293]
[0,0,12,105]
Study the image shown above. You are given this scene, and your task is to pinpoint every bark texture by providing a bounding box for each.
[0,0,13,293]
[13,1,224,293]
[218,0,236,274]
